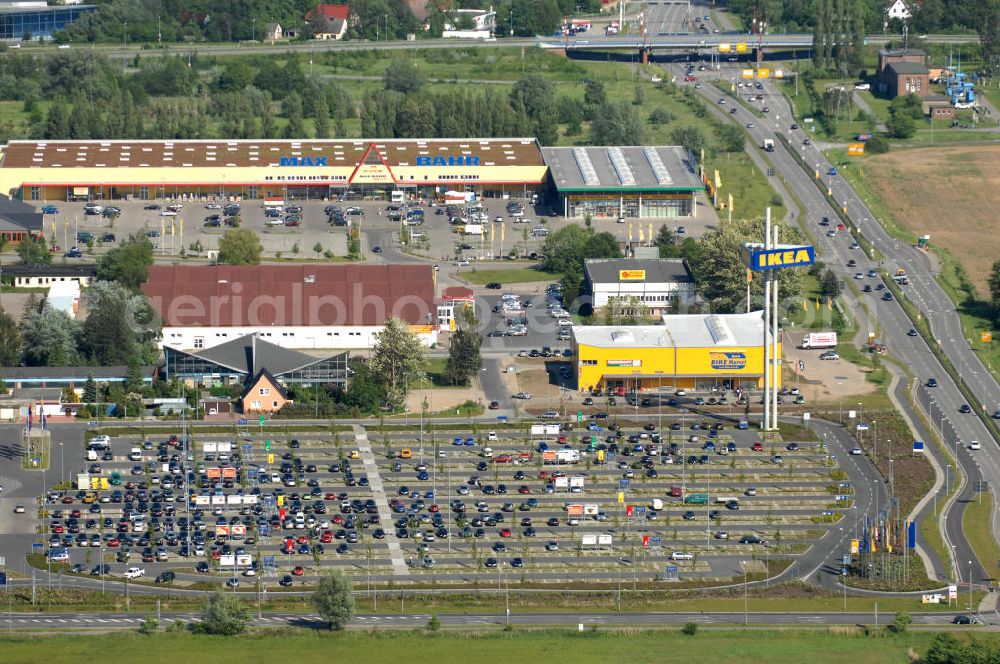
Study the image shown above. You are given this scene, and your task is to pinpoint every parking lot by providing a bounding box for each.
[33,415,853,589]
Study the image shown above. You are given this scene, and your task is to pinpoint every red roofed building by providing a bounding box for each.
[305,4,350,40]
[143,263,438,352]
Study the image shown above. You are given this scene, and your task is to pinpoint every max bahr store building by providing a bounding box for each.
[0,139,705,211]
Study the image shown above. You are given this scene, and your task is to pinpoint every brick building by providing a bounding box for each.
[876,48,930,98]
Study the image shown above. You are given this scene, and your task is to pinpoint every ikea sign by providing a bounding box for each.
[415,155,480,166]
[741,244,815,271]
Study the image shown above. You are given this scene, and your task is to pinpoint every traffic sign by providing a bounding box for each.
[577,411,583,422]
[619,479,630,488]
[259,415,265,425]
[635,506,647,515]
[0,572,6,586]
[242,443,252,450]
[32,543,42,549]
[264,440,271,452]
[496,416,508,422]
[237,418,248,426]
[651,537,662,546]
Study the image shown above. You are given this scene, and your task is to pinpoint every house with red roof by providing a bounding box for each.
[305,4,350,40]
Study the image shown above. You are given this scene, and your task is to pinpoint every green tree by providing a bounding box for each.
[82,281,146,366]
[383,59,426,95]
[344,359,381,413]
[20,305,81,366]
[218,227,262,265]
[0,309,20,366]
[590,100,645,145]
[656,225,679,258]
[97,234,154,292]
[582,79,607,120]
[886,110,915,138]
[17,236,51,266]
[200,591,249,635]
[369,317,426,409]
[560,268,584,311]
[820,269,841,298]
[83,372,99,404]
[313,92,330,138]
[693,217,805,313]
[670,125,709,156]
[312,570,355,630]
[444,306,482,386]
[284,91,306,138]
[649,107,675,125]
[216,61,255,93]
[990,259,1000,313]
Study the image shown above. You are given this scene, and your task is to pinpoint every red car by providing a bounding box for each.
[684,75,697,81]
[518,486,532,494]
[751,441,764,452]
[292,566,305,576]
[500,529,512,538]
[106,538,120,547]
[428,504,440,513]
[320,531,333,543]
[836,223,846,230]
[296,535,308,545]
[324,492,338,501]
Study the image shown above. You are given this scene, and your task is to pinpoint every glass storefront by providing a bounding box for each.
[566,193,694,219]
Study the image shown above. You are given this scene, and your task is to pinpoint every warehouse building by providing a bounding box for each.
[541,145,703,219]
[571,311,779,393]
[142,263,438,352]
[584,258,696,316]
[0,138,548,202]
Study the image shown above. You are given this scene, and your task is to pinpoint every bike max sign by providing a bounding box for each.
[278,155,481,167]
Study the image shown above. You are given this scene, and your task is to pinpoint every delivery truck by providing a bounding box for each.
[762,138,775,152]
[801,331,838,349]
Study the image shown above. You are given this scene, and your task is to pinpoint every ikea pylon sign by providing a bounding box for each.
[741,243,815,272]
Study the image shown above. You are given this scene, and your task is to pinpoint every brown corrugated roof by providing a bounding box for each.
[143,264,436,327]
[1,139,544,169]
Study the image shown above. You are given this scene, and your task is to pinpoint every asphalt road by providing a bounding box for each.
[0,609,972,630]
[655,59,987,586]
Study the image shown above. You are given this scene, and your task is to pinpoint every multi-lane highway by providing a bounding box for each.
[0,609,973,630]
[655,57,994,588]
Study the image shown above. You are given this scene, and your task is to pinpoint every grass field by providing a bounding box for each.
[2,628,996,664]
[832,144,1000,382]
[963,492,1000,578]
[462,267,555,285]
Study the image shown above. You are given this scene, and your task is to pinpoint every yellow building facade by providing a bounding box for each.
[572,312,780,393]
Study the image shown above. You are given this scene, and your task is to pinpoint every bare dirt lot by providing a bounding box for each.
[864,145,1000,295]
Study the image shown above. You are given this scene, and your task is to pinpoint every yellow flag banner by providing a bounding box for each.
[714,169,722,189]
[728,192,734,215]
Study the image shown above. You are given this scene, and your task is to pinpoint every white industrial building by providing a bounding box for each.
[142,264,439,352]
[583,258,697,316]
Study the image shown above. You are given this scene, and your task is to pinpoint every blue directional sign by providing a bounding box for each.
[237,418,248,426]
[0,572,6,586]
[32,543,42,549]
[651,537,662,546]
[242,443,252,450]
[913,441,925,453]
[666,566,678,575]
[619,479,630,488]
[497,416,508,422]
[635,506,647,515]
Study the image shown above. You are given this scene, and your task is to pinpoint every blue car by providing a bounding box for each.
[828,167,838,176]
[417,471,430,481]
[453,437,464,446]
[465,438,476,446]
[41,205,58,214]
[587,422,601,432]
